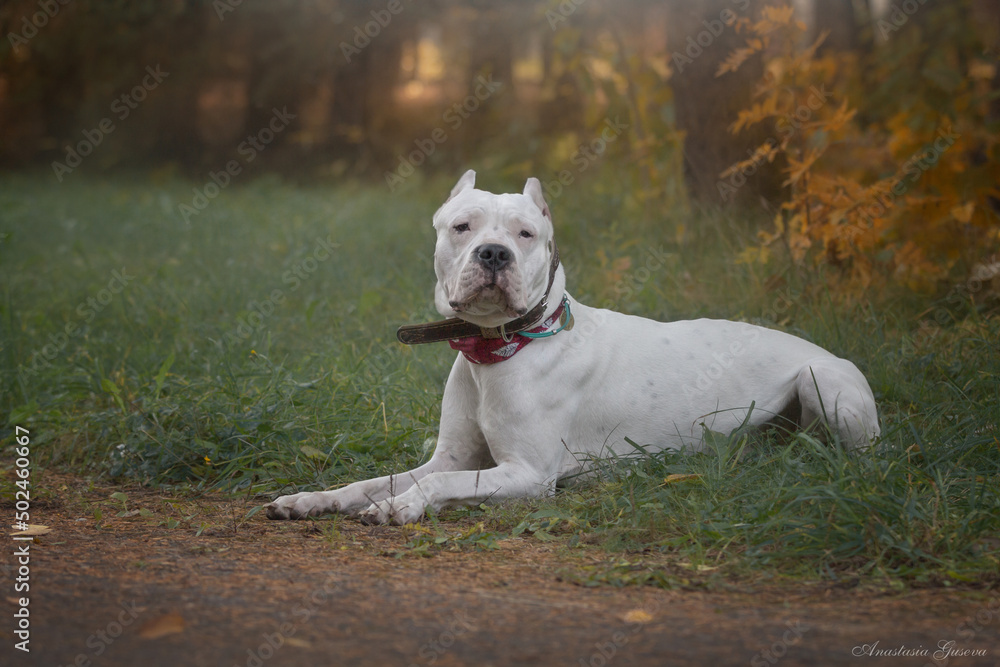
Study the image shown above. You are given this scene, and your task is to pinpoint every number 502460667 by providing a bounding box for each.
[14,426,31,522]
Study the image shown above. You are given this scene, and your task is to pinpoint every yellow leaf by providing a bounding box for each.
[951,202,975,223]
[716,46,758,77]
[679,562,719,572]
[138,613,185,639]
[623,609,654,624]
[824,100,858,132]
[720,142,780,178]
[9,524,51,537]
[727,97,778,133]
[970,60,997,80]
[663,473,700,484]
[783,149,823,186]
[761,5,795,24]
[736,246,769,265]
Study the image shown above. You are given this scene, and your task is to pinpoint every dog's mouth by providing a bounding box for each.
[449,269,527,319]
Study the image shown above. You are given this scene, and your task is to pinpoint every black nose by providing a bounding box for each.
[474,244,512,272]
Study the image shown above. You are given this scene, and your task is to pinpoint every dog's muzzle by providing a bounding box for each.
[397,240,562,345]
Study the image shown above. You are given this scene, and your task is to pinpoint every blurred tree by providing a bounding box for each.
[812,0,863,54]
[723,1,1000,291]
[971,0,1000,125]
[666,0,781,204]
[0,0,994,275]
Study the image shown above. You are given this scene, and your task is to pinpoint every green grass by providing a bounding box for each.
[1,171,998,584]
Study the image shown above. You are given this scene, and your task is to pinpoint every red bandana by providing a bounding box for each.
[449,300,568,365]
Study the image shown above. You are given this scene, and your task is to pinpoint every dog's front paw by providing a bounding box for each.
[266,491,339,520]
[357,498,425,526]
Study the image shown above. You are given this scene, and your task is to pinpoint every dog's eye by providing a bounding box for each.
[519,230,534,239]
[454,222,470,233]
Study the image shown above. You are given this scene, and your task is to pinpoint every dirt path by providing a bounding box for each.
[4,473,998,667]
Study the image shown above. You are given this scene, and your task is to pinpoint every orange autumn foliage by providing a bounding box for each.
[717,2,1000,292]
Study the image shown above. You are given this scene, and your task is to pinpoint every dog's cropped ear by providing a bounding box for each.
[523,177,551,221]
[447,169,476,202]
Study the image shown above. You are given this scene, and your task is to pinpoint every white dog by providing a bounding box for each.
[267,170,880,524]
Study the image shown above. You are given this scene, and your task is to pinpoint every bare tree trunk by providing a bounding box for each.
[971,0,1000,121]
[813,0,860,53]
[667,0,780,204]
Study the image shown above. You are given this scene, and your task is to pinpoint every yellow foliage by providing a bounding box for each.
[952,202,975,224]
[728,97,778,133]
[716,2,1000,293]
[752,5,797,35]
[716,46,762,77]
[720,142,780,179]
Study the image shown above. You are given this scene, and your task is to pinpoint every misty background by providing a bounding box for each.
[1,0,998,285]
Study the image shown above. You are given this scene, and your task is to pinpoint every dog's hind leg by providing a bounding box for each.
[794,357,880,449]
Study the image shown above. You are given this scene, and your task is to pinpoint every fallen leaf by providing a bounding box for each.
[952,202,975,223]
[137,613,185,639]
[622,609,654,624]
[300,445,327,459]
[679,562,719,572]
[969,60,997,80]
[285,637,312,648]
[9,524,51,537]
[663,474,700,485]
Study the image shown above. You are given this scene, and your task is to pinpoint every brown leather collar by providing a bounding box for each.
[397,241,561,345]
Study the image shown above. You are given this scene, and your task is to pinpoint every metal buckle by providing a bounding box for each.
[480,324,515,342]
[480,296,548,341]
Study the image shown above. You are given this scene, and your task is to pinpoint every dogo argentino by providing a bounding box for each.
[267,170,880,524]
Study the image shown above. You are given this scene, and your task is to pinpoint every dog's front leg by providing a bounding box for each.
[266,453,471,520]
[268,358,490,520]
[357,462,556,525]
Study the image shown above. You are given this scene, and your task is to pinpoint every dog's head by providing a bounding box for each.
[432,170,558,329]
